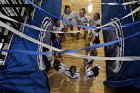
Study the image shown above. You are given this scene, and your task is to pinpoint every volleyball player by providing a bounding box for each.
[89,13,101,38]
[65,65,80,81]
[51,34,63,61]
[51,58,67,74]
[83,64,101,81]
[62,5,75,35]
[53,18,67,41]
[84,50,98,66]
[75,8,88,39]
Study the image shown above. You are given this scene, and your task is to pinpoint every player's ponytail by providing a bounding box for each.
[92,66,99,77]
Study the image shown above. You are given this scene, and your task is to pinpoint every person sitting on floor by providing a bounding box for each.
[51,34,63,61]
[51,58,67,74]
[53,18,67,41]
[89,13,101,38]
[83,64,101,81]
[84,49,98,66]
[62,5,75,32]
[75,8,88,39]
[65,65,80,81]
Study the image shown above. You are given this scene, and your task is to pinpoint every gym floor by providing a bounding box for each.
[48,0,106,93]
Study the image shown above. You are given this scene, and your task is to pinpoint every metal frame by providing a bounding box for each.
[0,0,35,65]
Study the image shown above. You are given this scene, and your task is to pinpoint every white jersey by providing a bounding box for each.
[84,42,96,64]
[89,17,100,26]
[84,65,101,80]
[51,61,67,74]
[85,67,94,77]
[75,13,88,25]
[65,70,80,80]
[85,53,94,65]
[53,21,66,31]
[62,11,75,25]
[89,18,101,37]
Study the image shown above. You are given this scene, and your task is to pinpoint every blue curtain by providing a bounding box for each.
[42,0,62,18]
[0,0,62,92]
[102,0,140,89]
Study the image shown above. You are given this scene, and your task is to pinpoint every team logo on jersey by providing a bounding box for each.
[108,18,124,73]
[38,17,52,70]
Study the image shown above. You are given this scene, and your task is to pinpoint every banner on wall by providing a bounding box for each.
[0,0,62,92]
[102,0,140,89]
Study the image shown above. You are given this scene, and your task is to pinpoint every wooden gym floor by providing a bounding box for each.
[48,0,106,93]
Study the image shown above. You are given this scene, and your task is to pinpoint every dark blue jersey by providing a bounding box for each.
[52,39,62,49]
